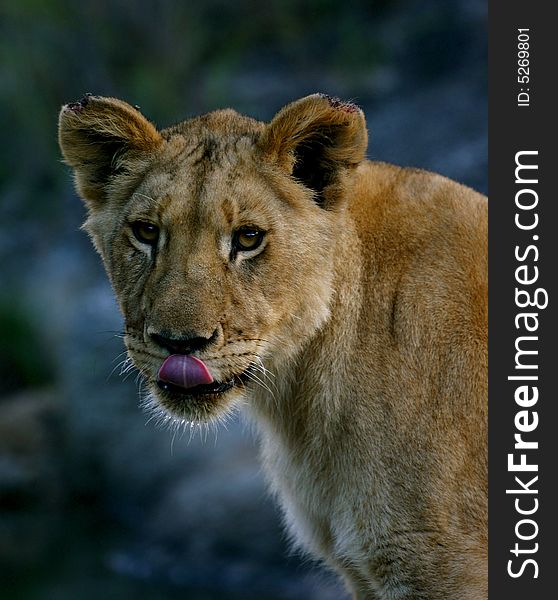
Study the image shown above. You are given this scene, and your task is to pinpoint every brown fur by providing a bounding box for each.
[58,94,487,599]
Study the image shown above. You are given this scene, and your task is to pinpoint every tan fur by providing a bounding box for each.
[58,93,487,599]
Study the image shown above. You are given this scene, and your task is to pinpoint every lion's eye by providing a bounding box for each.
[131,221,159,245]
[234,226,264,252]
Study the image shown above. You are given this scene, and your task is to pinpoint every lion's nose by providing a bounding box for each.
[150,329,218,355]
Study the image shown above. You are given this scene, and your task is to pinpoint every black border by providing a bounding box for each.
[489,2,557,596]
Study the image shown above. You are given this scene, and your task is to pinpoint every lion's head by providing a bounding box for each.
[58,94,367,422]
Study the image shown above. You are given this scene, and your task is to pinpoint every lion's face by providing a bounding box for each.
[58,94,367,421]
[91,138,338,421]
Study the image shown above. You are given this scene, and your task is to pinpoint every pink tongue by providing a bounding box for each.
[157,355,214,390]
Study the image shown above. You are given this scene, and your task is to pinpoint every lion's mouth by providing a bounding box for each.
[155,354,247,400]
[157,378,235,397]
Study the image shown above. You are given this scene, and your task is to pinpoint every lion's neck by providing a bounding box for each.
[249,213,364,445]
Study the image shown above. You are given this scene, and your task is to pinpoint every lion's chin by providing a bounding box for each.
[143,377,246,424]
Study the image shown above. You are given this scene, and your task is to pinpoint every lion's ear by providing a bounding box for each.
[260,94,368,208]
[58,95,163,207]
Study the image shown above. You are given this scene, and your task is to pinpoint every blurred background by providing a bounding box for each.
[0,0,486,598]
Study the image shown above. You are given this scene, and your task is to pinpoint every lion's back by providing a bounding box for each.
[348,159,488,526]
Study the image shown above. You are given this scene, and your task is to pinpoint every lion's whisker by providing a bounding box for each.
[245,370,276,400]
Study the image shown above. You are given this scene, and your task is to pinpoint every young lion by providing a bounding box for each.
[58,94,487,599]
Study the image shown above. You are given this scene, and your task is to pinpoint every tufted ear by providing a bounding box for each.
[260,94,368,208]
[58,94,163,207]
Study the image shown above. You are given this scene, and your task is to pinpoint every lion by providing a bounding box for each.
[58,93,487,599]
